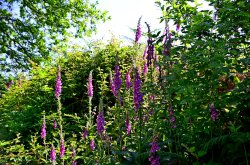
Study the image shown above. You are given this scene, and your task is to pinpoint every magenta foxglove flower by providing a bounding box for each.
[150,138,160,153]
[210,103,218,121]
[83,128,88,139]
[96,112,105,134]
[41,117,46,139]
[135,17,142,43]
[73,160,77,165]
[55,69,62,99]
[50,145,56,162]
[147,39,154,67]
[87,71,93,98]
[60,138,65,158]
[90,138,95,151]
[133,69,143,110]
[113,64,122,97]
[53,120,57,129]
[125,116,131,135]
[125,69,132,90]
[149,155,160,165]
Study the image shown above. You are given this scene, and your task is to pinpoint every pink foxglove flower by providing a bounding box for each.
[90,138,95,151]
[60,138,65,158]
[55,69,62,99]
[87,71,93,98]
[41,116,46,139]
[135,17,142,43]
[125,116,131,135]
[50,144,56,162]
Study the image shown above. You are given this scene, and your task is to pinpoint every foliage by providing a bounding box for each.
[0,0,109,78]
[0,0,249,164]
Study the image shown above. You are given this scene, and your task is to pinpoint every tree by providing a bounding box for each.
[0,0,109,77]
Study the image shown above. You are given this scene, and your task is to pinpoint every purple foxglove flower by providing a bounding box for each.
[73,160,77,165]
[170,116,176,123]
[113,64,122,97]
[133,69,143,110]
[90,138,95,151]
[87,71,93,98]
[96,112,105,134]
[55,70,62,99]
[210,103,218,121]
[135,17,142,43]
[83,128,88,139]
[41,117,46,139]
[125,70,132,90]
[60,138,65,158]
[147,39,154,67]
[50,145,56,162]
[53,120,57,129]
[149,155,160,165]
[125,116,131,135]
[143,62,148,77]
[150,138,160,153]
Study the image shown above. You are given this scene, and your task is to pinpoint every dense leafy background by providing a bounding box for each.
[0,0,249,164]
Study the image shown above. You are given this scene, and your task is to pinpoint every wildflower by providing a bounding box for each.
[125,116,131,135]
[60,138,65,158]
[87,71,93,98]
[210,103,218,121]
[41,116,46,139]
[125,69,132,90]
[150,138,160,153]
[135,17,142,43]
[73,160,77,165]
[53,120,57,129]
[114,64,122,97]
[147,38,154,66]
[50,144,56,162]
[96,112,105,134]
[149,155,160,165]
[133,69,143,110]
[83,128,88,139]
[149,137,160,165]
[55,69,62,99]
[90,138,95,151]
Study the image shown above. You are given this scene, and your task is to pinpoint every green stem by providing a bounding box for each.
[244,144,249,165]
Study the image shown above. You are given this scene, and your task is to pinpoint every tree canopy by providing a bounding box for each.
[0,0,109,76]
